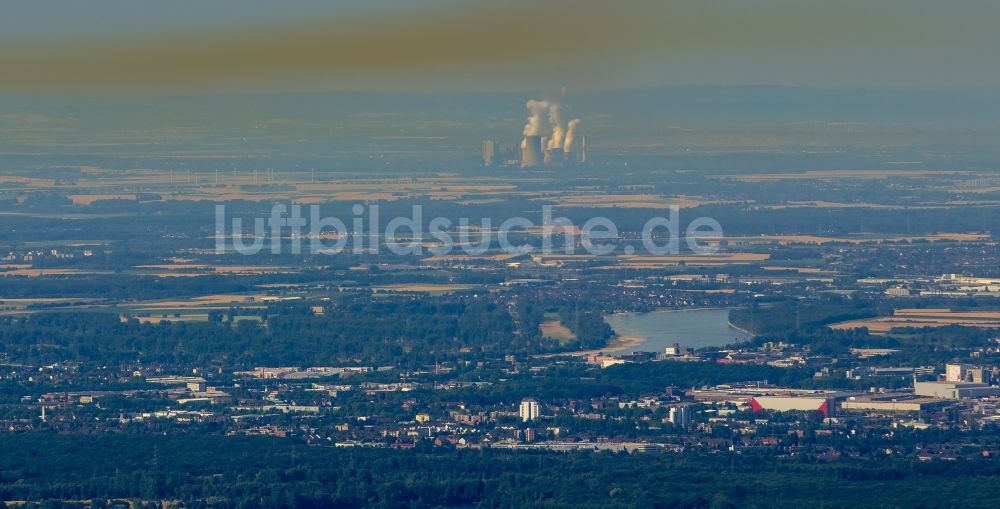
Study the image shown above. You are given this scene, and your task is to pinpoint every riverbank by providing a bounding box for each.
[726,320,755,337]
[534,334,644,358]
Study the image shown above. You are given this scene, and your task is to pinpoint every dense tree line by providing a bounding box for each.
[558,306,614,349]
[0,295,542,367]
[729,297,886,338]
[0,267,503,300]
[2,433,1000,508]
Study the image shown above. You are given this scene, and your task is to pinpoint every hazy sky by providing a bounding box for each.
[2,0,999,92]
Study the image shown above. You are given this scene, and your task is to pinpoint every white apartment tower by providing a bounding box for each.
[669,406,691,427]
[519,398,539,422]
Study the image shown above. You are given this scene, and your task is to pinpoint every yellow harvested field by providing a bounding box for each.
[830,308,1000,333]
[421,253,521,264]
[540,319,576,343]
[373,283,477,294]
[68,194,137,204]
[128,294,267,309]
[0,268,97,277]
[540,194,715,209]
[5,169,543,204]
[893,309,1000,319]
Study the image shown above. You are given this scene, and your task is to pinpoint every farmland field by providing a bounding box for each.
[829,308,1000,333]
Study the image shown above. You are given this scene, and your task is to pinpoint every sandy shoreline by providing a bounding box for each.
[535,334,645,358]
[726,320,755,336]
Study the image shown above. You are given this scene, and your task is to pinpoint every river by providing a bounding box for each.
[604,308,751,352]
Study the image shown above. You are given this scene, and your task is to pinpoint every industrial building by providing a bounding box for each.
[840,394,949,413]
[482,138,497,166]
[945,363,992,384]
[750,395,834,417]
[845,366,934,380]
[693,387,856,418]
[910,363,1000,399]
[913,381,1000,400]
[482,139,518,167]
[569,135,586,163]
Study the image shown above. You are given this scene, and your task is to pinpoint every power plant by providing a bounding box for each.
[482,139,496,167]
[521,135,543,168]
[482,139,518,166]
[483,99,587,168]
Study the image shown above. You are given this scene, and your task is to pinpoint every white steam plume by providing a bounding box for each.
[523,99,549,137]
[547,102,564,150]
[563,118,581,152]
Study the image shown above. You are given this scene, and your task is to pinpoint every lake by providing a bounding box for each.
[604,308,751,352]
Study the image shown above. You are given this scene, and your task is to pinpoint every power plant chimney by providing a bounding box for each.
[521,135,543,168]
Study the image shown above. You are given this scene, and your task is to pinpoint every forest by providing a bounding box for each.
[2,433,1000,508]
[0,293,619,367]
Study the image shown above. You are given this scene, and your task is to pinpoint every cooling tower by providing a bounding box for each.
[545,148,563,166]
[521,135,542,168]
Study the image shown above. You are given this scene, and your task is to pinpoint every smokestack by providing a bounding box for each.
[521,135,543,168]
